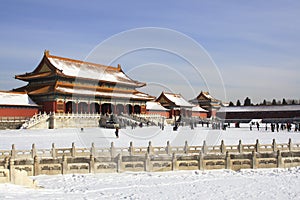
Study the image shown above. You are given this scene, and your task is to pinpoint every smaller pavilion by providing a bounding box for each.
[189,91,221,118]
[146,101,170,118]
[192,105,208,119]
[155,92,194,119]
[0,91,39,118]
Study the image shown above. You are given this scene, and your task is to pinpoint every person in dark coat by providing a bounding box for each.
[115,127,119,138]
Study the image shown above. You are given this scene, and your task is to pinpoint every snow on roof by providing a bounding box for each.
[47,56,144,87]
[56,86,153,100]
[146,101,169,111]
[192,105,208,112]
[202,92,214,100]
[0,91,38,107]
[218,105,300,113]
[163,92,194,107]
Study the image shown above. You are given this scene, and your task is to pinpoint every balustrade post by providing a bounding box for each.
[225,151,231,169]
[11,144,16,159]
[277,150,283,168]
[184,141,189,154]
[91,143,96,157]
[252,151,257,169]
[288,138,293,151]
[129,141,134,156]
[172,153,177,171]
[147,141,153,155]
[33,155,39,176]
[144,153,151,172]
[198,151,204,170]
[62,155,68,175]
[4,157,9,169]
[166,141,172,155]
[221,140,226,154]
[31,143,36,159]
[51,143,56,158]
[116,154,122,173]
[71,142,76,157]
[272,139,277,152]
[255,139,260,153]
[110,142,116,158]
[202,140,207,155]
[9,158,15,183]
[89,155,95,173]
[238,140,243,153]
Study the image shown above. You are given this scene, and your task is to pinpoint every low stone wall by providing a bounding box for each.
[0,139,300,177]
[52,114,100,129]
[22,113,101,129]
[0,117,28,129]
[0,167,37,188]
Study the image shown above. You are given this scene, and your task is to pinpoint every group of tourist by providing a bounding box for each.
[250,122,300,132]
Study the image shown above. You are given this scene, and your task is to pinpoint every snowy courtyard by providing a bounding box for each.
[0,125,300,199]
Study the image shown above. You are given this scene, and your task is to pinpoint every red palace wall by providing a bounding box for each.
[192,112,208,118]
[41,101,57,113]
[0,107,38,117]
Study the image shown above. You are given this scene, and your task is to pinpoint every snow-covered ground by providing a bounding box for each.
[0,125,300,199]
[1,125,300,150]
[0,168,299,200]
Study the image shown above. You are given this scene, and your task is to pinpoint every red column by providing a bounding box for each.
[63,101,66,113]
[88,103,91,114]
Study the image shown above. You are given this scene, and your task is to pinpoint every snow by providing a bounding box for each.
[48,57,142,87]
[146,101,169,111]
[0,168,299,199]
[192,105,208,112]
[0,125,300,199]
[1,125,300,150]
[163,92,194,108]
[202,92,215,100]
[0,92,38,107]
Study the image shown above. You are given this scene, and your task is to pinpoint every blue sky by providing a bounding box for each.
[1,0,300,104]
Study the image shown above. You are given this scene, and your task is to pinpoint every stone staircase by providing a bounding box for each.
[21,112,50,129]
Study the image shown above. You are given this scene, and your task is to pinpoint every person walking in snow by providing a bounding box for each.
[115,127,119,138]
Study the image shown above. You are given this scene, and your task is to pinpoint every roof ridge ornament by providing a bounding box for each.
[117,64,122,72]
[44,50,50,57]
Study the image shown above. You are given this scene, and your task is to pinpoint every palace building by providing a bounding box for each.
[146,101,170,118]
[0,91,39,118]
[189,91,222,118]
[156,92,194,119]
[14,51,155,115]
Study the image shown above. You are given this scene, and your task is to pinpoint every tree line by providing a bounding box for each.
[228,97,300,107]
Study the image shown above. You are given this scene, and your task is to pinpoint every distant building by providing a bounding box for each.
[146,101,170,118]
[189,91,221,118]
[192,105,208,119]
[156,92,194,119]
[217,105,300,123]
[0,91,39,118]
[14,51,154,114]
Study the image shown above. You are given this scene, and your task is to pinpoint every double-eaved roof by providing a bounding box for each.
[0,91,38,107]
[14,51,154,101]
[16,50,145,87]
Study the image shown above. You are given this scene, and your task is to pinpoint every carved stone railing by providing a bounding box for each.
[0,139,299,176]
